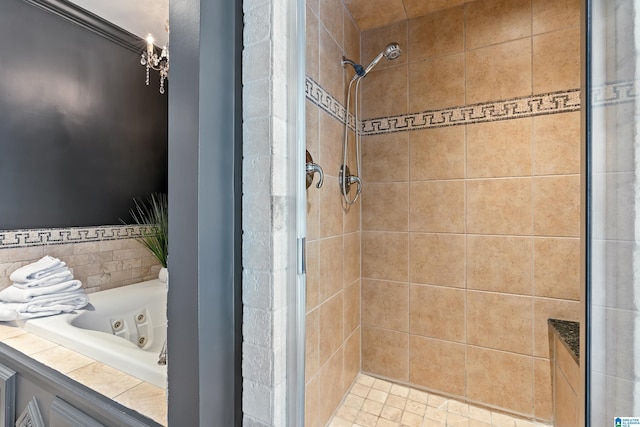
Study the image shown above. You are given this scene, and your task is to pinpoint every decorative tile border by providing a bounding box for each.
[0,225,144,249]
[591,80,637,107]
[305,75,582,135]
[362,89,581,135]
[305,76,356,130]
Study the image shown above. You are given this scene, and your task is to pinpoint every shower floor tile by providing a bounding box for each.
[328,374,552,427]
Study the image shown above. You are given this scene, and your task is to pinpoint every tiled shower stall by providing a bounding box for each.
[304,0,581,425]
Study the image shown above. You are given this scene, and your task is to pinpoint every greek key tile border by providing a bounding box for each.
[591,79,637,107]
[0,225,144,249]
[362,89,581,135]
[305,76,356,130]
[305,75,583,135]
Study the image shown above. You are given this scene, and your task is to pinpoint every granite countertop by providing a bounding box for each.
[548,318,579,363]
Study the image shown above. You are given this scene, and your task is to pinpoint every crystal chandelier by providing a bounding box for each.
[140,24,169,94]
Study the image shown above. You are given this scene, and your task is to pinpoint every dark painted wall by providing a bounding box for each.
[0,0,168,229]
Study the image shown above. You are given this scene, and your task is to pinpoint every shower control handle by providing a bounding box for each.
[306,150,324,189]
[339,164,362,200]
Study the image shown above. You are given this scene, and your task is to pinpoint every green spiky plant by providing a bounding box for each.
[126,193,168,268]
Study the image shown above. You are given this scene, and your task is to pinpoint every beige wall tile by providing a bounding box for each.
[466,39,532,104]
[533,0,580,34]
[533,175,581,237]
[319,0,344,51]
[534,238,580,300]
[306,308,320,380]
[534,357,553,421]
[319,24,345,101]
[305,375,320,427]
[467,118,533,178]
[320,291,345,365]
[343,196,361,233]
[410,284,465,342]
[306,8,320,82]
[306,153,321,240]
[344,232,361,286]
[362,183,409,231]
[306,240,319,310]
[306,0,319,16]
[344,13,360,64]
[409,126,465,181]
[467,178,533,235]
[319,236,344,302]
[362,326,409,380]
[362,232,409,282]
[318,110,344,178]
[533,27,581,93]
[344,328,361,390]
[409,180,465,233]
[534,111,581,175]
[554,362,578,427]
[319,176,344,238]
[305,101,320,161]
[362,279,409,332]
[408,6,464,61]
[467,235,533,295]
[409,53,465,111]
[362,133,410,182]
[467,291,533,355]
[466,346,534,415]
[409,335,465,396]
[343,0,407,32]
[403,0,465,18]
[466,0,531,49]
[409,233,465,287]
[362,65,408,119]
[344,280,361,338]
[319,346,345,425]
[361,20,408,73]
[533,297,580,358]
[556,335,580,393]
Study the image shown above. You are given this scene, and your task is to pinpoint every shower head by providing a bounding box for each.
[362,42,402,77]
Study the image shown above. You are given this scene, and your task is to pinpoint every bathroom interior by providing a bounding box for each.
[0,0,636,425]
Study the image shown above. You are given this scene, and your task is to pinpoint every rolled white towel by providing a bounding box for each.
[10,256,67,283]
[0,292,89,321]
[0,280,83,303]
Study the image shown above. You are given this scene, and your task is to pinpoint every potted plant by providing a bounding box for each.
[126,193,168,282]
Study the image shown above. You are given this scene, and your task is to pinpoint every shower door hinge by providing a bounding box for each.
[297,237,306,275]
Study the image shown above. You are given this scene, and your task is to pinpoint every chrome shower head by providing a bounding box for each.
[362,42,402,77]
[383,42,402,60]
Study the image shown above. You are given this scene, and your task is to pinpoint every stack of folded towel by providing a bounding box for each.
[0,255,89,321]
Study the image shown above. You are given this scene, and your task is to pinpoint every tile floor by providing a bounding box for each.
[328,374,552,427]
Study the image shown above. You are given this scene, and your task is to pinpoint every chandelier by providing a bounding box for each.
[141,24,169,94]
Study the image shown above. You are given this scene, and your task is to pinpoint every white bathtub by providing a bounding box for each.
[23,279,167,388]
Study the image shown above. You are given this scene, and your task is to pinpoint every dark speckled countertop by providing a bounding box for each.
[548,318,579,363]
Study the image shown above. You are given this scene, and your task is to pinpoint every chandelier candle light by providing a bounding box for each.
[140,24,169,94]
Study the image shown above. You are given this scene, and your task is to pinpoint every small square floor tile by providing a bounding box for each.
[372,378,392,392]
[389,384,409,397]
[367,389,388,404]
[405,400,426,416]
[380,404,403,422]
[363,399,384,416]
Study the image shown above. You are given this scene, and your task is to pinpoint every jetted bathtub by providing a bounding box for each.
[23,279,167,388]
